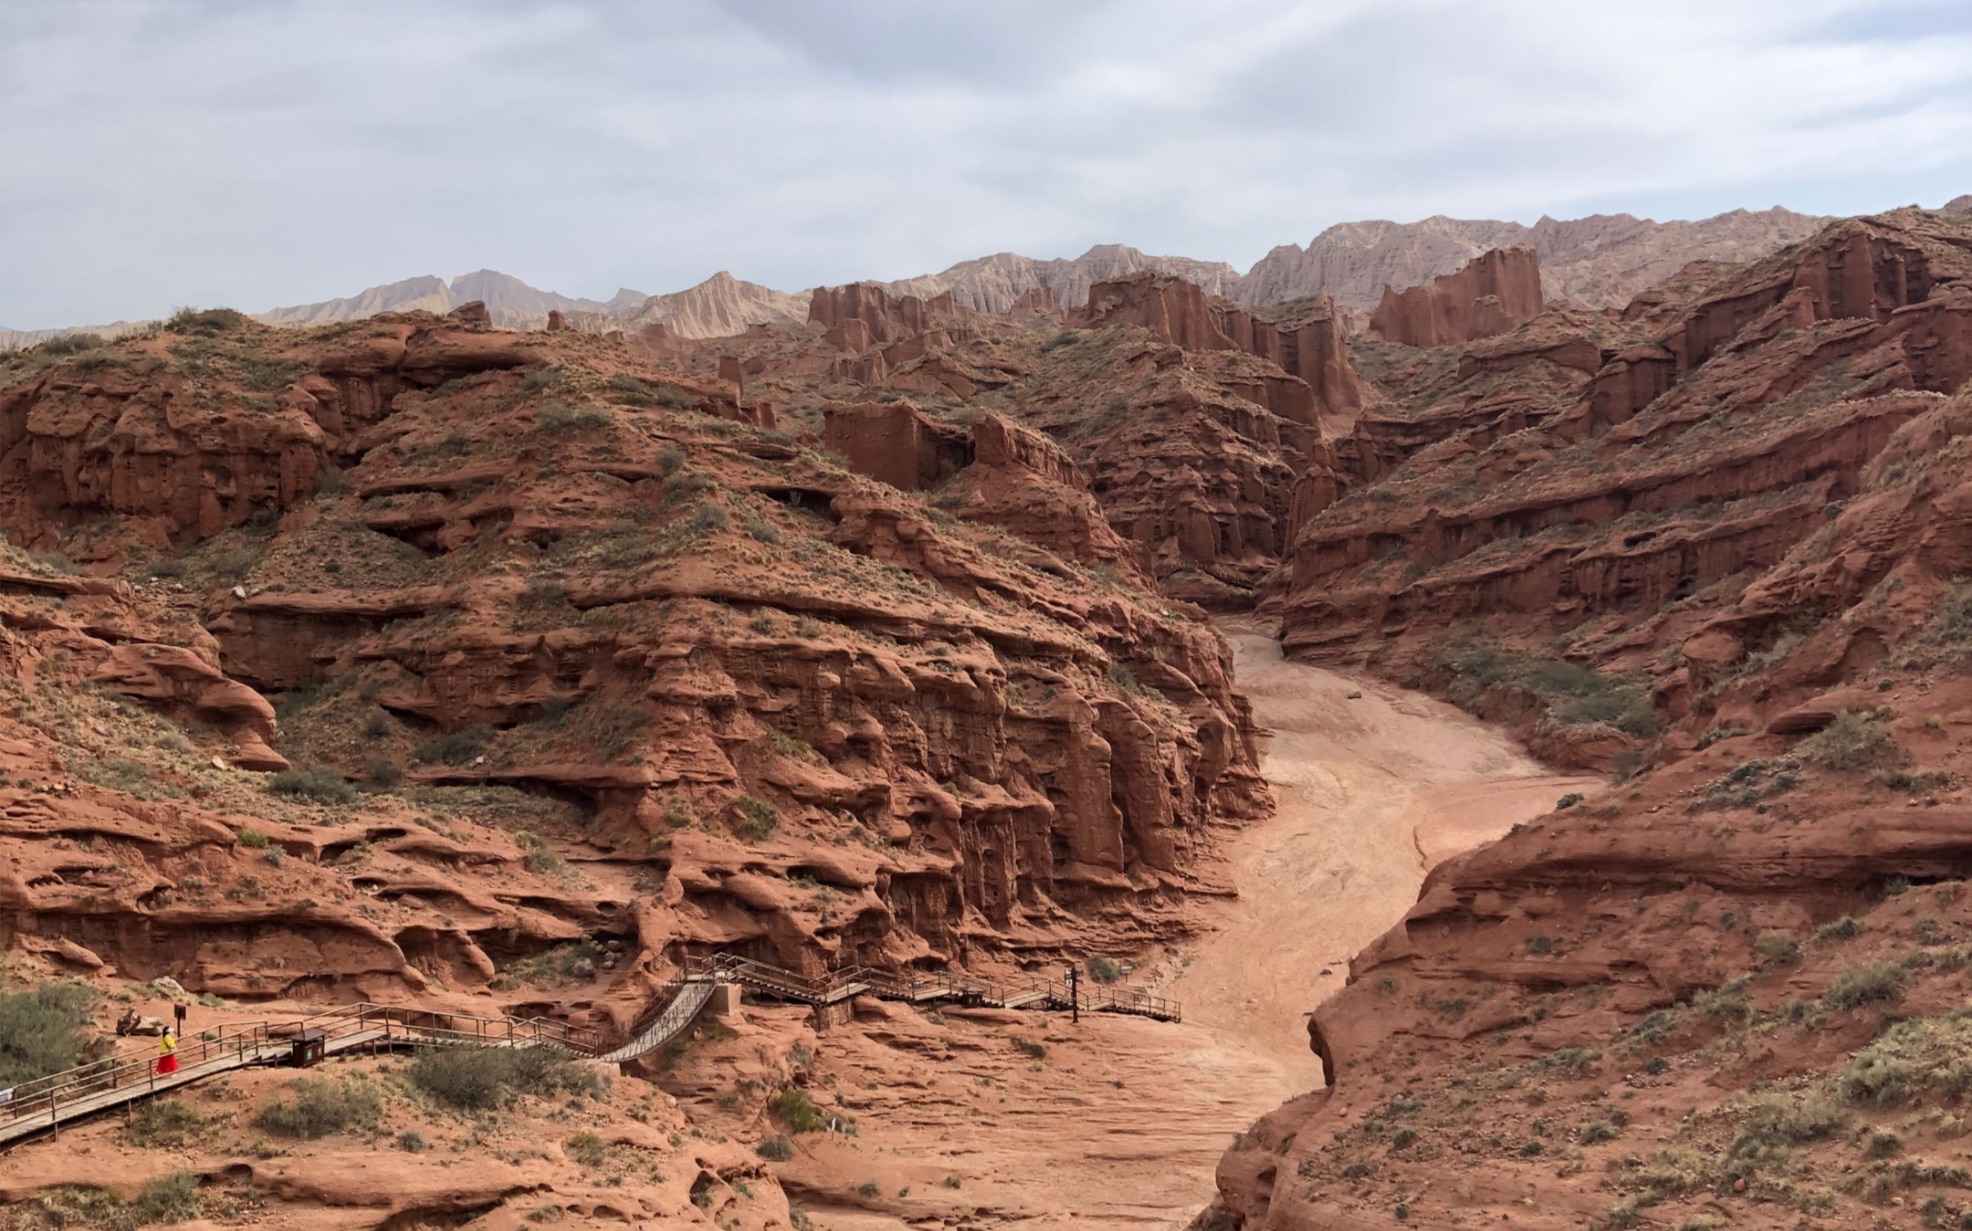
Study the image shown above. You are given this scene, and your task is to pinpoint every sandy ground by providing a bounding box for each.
[789,625,1600,1230]
[1164,625,1602,1096]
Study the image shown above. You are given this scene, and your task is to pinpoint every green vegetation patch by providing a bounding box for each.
[0,981,99,1087]
[407,1042,601,1110]
[253,1074,381,1138]
[1439,642,1658,737]
[1796,710,1901,772]
[1838,1009,1972,1107]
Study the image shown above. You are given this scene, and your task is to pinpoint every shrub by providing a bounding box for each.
[1015,1039,1047,1060]
[770,1088,842,1134]
[253,1075,381,1138]
[1798,711,1900,772]
[756,1134,793,1161]
[40,332,105,355]
[688,500,730,535]
[1555,792,1584,810]
[565,1130,607,1167]
[1814,916,1863,942]
[267,766,357,804]
[1692,977,1753,1026]
[1536,1047,1602,1075]
[536,403,613,433]
[1825,960,1906,1010]
[1838,1012,1972,1106]
[130,1098,204,1147]
[1628,1008,1682,1047]
[407,1045,598,1110]
[1730,1090,1846,1165]
[397,1129,428,1153]
[1087,955,1122,984]
[1931,580,1972,646]
[414,724,492,766]
[524,843,567,876]
[132,1172,202,1225]
[165,306,245,333]
[1579,1120,1620,1144]
[0,981,97,1086]
[236,828,270,848]
[1755,933,1801,964]
[362,753,402,788]
[734,795,780,841]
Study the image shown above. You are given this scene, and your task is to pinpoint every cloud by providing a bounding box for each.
[1,0,1967,327]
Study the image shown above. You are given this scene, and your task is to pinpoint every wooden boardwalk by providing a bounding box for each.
[1,953,1179,1147]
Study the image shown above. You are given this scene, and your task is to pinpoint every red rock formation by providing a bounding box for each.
[446,299,491,325]
[1009,286,1064,317]
[937,412,1152,583]
[1208,209,1972,1231]
[1077,272,1368,422]
[0,317,1270,1004]
[545,308,566,332]
[0,317,567,546]
[821,401,973,491]
[1368,244,1544,347]
[1075,274,1239,352]
[809,283,966,348]
[1277,209,1972,680]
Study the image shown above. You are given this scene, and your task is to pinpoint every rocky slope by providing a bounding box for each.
[1198,208,1972,1229]
[1240,206,1832,314]
[881,244,1246,313]
[642,270,1374,609]
[610,271,812,339]
[0,304,1269,1014]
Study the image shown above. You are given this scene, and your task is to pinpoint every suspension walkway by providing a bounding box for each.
[0,953,1177,1147]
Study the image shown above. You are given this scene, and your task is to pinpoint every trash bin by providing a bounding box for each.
[290,1028,327,1068]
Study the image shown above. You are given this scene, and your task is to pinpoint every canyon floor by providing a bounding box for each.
[753,624,1597,1230]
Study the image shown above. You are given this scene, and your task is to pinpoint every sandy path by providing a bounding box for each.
[798,624,1599,1230]
[1164,625,1602,1094]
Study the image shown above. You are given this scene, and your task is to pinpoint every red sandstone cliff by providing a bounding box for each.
[1368,244,1545,347]
[0,312,1268,1010]
[1202,206,1972,1231]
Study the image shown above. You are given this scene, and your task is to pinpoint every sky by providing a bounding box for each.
[2,0,1969,328]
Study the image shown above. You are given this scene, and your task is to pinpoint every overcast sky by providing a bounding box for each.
[3,0,1969,328]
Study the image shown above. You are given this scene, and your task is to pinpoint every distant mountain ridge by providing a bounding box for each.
[21,201,1972,350]
[1238,207,1831,312]
[255,270,630,331]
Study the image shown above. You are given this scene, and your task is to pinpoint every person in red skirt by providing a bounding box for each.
[155,1028,179,1075]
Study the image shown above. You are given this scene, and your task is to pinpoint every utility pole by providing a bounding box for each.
[1064,964,1080,1024]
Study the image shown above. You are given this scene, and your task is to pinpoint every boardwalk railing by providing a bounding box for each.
[699,954,1182,1023]
[0,952,1179,1145]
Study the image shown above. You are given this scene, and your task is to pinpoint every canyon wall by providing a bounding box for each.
[1368,244,1544,347]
